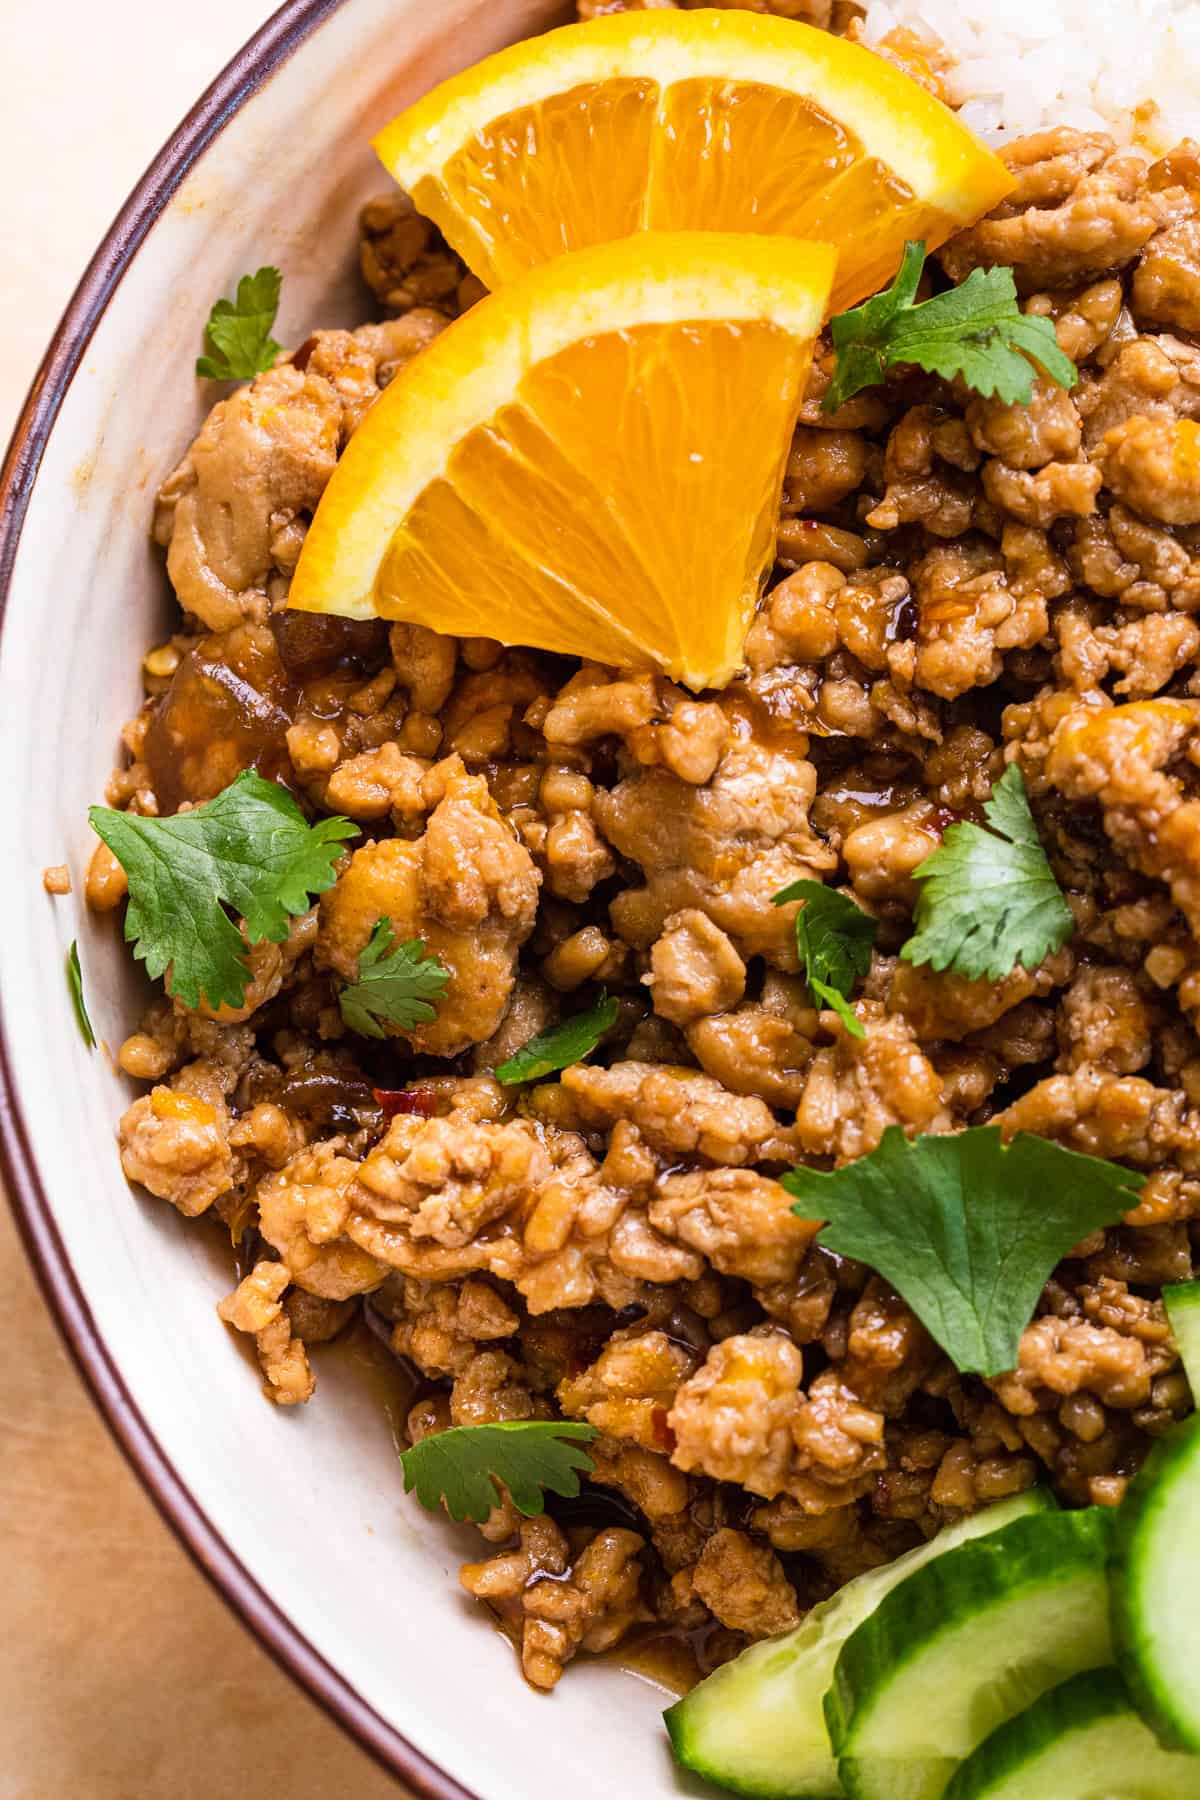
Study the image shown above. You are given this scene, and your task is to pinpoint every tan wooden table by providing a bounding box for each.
[0,3,404,1791]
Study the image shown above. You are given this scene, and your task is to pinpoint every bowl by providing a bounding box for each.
[0,3,688,1792]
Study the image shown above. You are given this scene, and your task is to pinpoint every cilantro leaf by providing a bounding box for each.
[196,266,283,380]
[825,238,925,412]
[495,992,619,1085]
[825,241,1077,413]
[783,1126,1143,1377]
[773,879,877,1040]
[400,1421,598,1524]
[67,940,95,1049]
[902,765,1074,982]
[89,771,357,1012]
[338,917,450,1040]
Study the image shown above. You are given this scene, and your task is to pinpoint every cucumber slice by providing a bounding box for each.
[1164,1282,1200,1392]
[943,1669,1200,1799]
[827,1507,1115,1800]
[663,1488,1053,1800]
[1112,1414,1200,1752]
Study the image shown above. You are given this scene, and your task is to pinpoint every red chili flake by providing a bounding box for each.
[651,1407,677,1453]
[373,1087,439,1120]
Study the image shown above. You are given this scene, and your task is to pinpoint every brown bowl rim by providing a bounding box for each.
[0,5,481,1792]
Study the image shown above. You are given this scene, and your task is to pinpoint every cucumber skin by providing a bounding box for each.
[942,1668,1200,1800]
[663,1489,1054,1800]
[825,1507,1115,1769]
[1111,1417,1200,1754]
[1164,1282,1200,1394]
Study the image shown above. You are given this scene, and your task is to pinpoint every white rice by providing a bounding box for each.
[860,0,1200,151]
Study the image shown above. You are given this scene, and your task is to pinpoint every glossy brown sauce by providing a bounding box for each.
[481,1605,707,1698]
[611,1624,709,1696]
[330,1312,424,1455]
[724,681,814,757]
[145,615,390,810]
[145,626,297,809]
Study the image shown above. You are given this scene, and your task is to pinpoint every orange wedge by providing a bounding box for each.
[372,11,1012,313]
[288,231,835,691]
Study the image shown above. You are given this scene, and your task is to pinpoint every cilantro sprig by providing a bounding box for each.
[773,880,877,1040]
[824,241,1077,414]
[902,766,1074,982]
[67,940,95,1050]
[338,918,450,1039]
[401,1421,598,1524]
[89,771,357,1012]
[784,1126,1143,1377]
[495,992,619,1085]
[196,266,284,381]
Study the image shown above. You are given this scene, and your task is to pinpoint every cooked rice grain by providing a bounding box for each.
[862,0,1200,148]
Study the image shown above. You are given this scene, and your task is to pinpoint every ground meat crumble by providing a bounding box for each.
[89,9,1200,1696]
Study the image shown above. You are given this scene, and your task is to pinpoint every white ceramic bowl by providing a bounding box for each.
[0,4,693,1791]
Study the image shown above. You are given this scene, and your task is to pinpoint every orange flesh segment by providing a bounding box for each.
[378,13,1013,311]
[415,77,952,313]
[288,232,834,691]
[380,318,810,681]
[412,80,659,285]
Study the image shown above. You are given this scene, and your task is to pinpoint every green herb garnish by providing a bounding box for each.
[401,1421,598,1523]
[196,266,284,380]
[902,765,1074,982]
[784,1126,1143,1377]
[824,241,1077,414]
[66,939,95,1049]
[338,917,450,1040]
[495,992,619,1085]
[89,771,356,1012]
[773,880,877,1040]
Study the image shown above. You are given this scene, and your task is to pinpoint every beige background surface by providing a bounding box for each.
[1,2,404,1794]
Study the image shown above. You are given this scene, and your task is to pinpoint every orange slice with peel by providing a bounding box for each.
[372,11,1012,313]
[288,231,835,691]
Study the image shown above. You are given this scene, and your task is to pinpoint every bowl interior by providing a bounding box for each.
[0,2,694,1792]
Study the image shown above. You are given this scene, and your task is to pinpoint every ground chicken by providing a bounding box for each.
[317,756,539,1054]
[557,1061,797,1166]
[648,1170,822,1285]
[685,983,816,1109]
[118,1085,235,1217]
[940,131,1159,292]
[1046,698,1200,935]
[1133,150,1200,333]
[686,1529,800,1638]
[989,1314,1169,1414]
[558,1329,699,1448]
[461,1518,647,1690]
[1099,413,1200,525]
[153,316,446,630]
[594,710,836,963]
[256,1140,388,1299]
[348,1109,553,1261]
[217,1260,316,1406]
[389,1277,520,1377]
[646,909,746,1026]
[794,1007,949,1164]
[668,1334,804,1498]
[102,101,1200,1697]
[1057,965,1157,1073]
